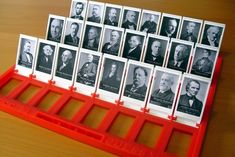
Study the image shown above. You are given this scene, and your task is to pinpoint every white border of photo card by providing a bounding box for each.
[120,6,142,31]
[158,13,182,38]
[100,25,124,56]
[62,18,84,48]
[69,0,88,20]
[121,60,154,111]
[81,21,103,52]
[121,29,147,61]
[45,14,66,43]
[174,73,211,127]
[146,67,182,119]
[53,43,78,89]
[178,16,203,43]
[33,39,58,83]
[74,48,102,96]
[189,43,219,79]
[86,1,105,24]
[103,3,123,27]
[165,38,194,73]
[138,9,161,34]
[200,20,225,50]
[96,54,127,103]
[142,34,170,67]
[15,34,38,77]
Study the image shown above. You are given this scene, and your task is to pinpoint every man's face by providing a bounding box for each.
[109,9,117,21]
[187,81,200,97]
[111,64,117,73]
[127,11,136,23]
[208,27,219,41]
[151,41,161,56]
[128,36,139,49]
[92,5,100,17]
[133,68,146,87]
[174,46,184,61]
[71,24,79,37]
[202,50,210,58]
[43,46,53,56]
[75,4,83,15]
[87,54,93,62]
[149,14,155,22]
[186,22,196,34]
[159,74,172,92]
[88,28,97,40]
[23,42,31,53]
[61,51,71,63]
[110,31,120,42]
[166,19,177,34]
[50,19,62,39]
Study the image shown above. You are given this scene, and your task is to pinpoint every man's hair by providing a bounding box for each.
[207,26,219,35]
[203,49,211,56]
[71,22,79,29]
[62,50,72,60]
[133,66,148,77]
[75,2,84,9]
[186,79,200,92]
[175,44,189,58]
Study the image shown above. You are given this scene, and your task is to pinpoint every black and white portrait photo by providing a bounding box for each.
[46,15,65,43]
[103,4,122,27]
[63,19,83,47]
[121,7,141,30]
[69,0,87,20]
[99,58,125,94]
[76,51,100,86]
[179,17,203,43]
[101,26,124,56]
[139,10,161,34]
[82,22,103,51]
[35,41,56,74]
[143,35,169,66]
[55,45,76,80]
[159,14,182,38]
[86,1,104,23]
[122,30,146,61]
[190,44,218,78]
[200,21,225,48]
[176,75,210,117]
[166,39,193,72]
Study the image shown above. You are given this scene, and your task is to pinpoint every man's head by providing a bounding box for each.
[186,22,196,34]
[166,19,177,35]
[108,8,117,21]
[110,30,120,43]
[75,2,84,16]
[87,54,94,62]
[43,45,53,56]
[126,10,136,23]
[92,5,100,17]
[151,40,162,56]
[87,27,98,40]
[148,14,155,22]
[70,22,79,37]
[128,35,141,49]
[207,26,219,42]
[159,73,174,92]
[23,40,31,53]
[50,19,63,39]
[173,44,188,62]
[61,50,72,64]
[110,62,117,73]
[186,79,200,97]
[202,49,211,58]
[133,66,148,88]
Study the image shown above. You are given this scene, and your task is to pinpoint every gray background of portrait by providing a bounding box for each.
[102,28,122,47]
[180,20,201,40]
[140,13,160,28]
[145,37,168,58]
[87,4,103,18]
[122,9,139,25]
[77,51,100,73]
[104,6,121,23]
[192,47,217,67]
[64,20,82,37]
[202,24,224,44]
[71,1,87,17]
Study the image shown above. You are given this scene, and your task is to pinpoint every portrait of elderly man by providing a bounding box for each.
[102,30,121,56]
[124,66,148,101]
[180,21,198,42]
[71,2,85,20]
[121,10,138,30]
[64,22,80,47]
[160,18,178,38]
[82,26,100,51]
[104,7,119,26]
[202,26,220,47]
[18,40,33,68]
[47,18,64,42]
[150,73,175,108]
[167,44,190,72]
[140,14,158,34]
[87,5,101,23]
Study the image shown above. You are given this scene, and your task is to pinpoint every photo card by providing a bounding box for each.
[200,20,225,49]
[46,14,66,43]
[159,13,182,38]
[62,18,84,47]
[69,0,88,20]
[100,25,124,56]
[121,60,154,111]
[178,17,203,43]
[121,6,141,30]
[34,39,58,82]
[121,29,147,61]
[103,3,123,27]
[53,43,78,89]
[96,54,127,103]
[139,9,161,34]
[146,67,182,118]
[15,34,38,77]
[166,38,194,72]
[74,48,102,96]
[86,1,105,24]
[81,21,103,51]
[174,73,211,127]
[190,44,219,79]
[143,34,170,67]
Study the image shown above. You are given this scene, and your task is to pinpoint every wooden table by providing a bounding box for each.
[0,0,235,156]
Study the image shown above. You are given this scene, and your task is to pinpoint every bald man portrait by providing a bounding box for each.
[160,17,179,38]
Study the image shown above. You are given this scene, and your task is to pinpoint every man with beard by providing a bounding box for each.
[104,8,118,26]
[71,2,85,20]
[87,5,101,23]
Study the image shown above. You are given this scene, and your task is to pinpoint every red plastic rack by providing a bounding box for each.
[0,55,222,157]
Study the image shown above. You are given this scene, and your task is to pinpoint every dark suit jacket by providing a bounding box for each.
[56,62,73,80]
[36,55,53,74]
[201,37,219,47]
[64,34,80,47]
[167,59,188,72]
[192,57,213,77]
[177,94,203,116]
[144,53,164,66]
[104,19,118,26]
[77,62,97,86]
[121,21,137,30]
[124,84,147,101]
[102,42,120,56]
[87,16,101,23]
[99,75,120,94]
[140,21,157,34]
[71,15,84,20]
[150,89,175,108]
[47,34,61,43]
[160,29,177,38]
[82,39,99,51]
[122,45,142,61]
[19,52,33,68]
